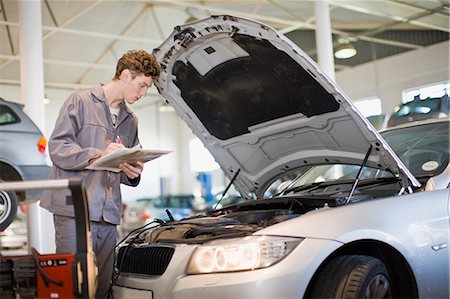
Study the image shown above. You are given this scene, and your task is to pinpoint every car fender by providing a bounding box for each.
[0,158,25,180]
[257,190,449,244]
[256,189,450,297]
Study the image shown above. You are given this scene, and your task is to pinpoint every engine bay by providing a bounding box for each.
[126,197,326,245]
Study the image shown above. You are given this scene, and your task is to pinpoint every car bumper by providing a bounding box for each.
[0,234,27,249]
[0,222,27,249]
[112,237,341,299]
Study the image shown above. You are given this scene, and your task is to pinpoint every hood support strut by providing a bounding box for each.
[214,168,241,210]
[345,145,373,204]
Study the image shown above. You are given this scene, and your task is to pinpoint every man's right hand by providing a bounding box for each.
[89,142,125,164]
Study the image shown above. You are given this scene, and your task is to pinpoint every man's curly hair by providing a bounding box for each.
[114,49,160,80]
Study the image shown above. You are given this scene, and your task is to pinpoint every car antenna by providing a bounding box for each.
[214,168,241,210]
[345,145,372,205]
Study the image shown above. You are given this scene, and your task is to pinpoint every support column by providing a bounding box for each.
[314,0,336,82]
[19,0,55,253]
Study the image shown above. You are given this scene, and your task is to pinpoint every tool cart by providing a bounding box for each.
[0,179,97,298]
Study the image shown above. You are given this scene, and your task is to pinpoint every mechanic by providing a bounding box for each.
[40,49,160,298]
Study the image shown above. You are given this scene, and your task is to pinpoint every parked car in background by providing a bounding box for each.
[0,98,50,230]
[121,195,194,235]
[387,94,449,127]
[112,15,449,299]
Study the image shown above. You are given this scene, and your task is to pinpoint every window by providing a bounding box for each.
[387,82,450,127]
[189,137,220,172]
[403,82,450,103]
[353,98,382,117]
[0,104,20,126]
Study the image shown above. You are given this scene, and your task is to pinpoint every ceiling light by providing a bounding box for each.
[334,43,357,59]
[159,101,174,112]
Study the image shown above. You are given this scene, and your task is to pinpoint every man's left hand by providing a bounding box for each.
[120,161,144,179]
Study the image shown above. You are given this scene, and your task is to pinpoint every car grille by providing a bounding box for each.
[116,245,174,276]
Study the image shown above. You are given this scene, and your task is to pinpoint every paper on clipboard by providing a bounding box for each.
[86,145,171,172]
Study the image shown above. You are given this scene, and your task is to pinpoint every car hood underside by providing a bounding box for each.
[153,15,419,197]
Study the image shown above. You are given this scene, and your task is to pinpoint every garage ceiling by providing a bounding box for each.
[0,0,449,96]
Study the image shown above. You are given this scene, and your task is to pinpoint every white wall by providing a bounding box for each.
[120,102,164,202]
[336,41,450,113]
[127,105,198,200]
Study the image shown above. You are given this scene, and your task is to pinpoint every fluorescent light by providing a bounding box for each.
[159,101,174,112]
[334,43,357,59]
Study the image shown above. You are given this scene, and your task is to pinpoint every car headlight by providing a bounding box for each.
[187,236,303,274]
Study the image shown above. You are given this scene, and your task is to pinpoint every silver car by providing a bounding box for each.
[0,98,50,230]
[112,16,449,298]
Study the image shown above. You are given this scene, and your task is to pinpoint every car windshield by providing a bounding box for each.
[387,96,449,127]
[264,120,449,199]
[380,121,449,177]
[265,165,394,198]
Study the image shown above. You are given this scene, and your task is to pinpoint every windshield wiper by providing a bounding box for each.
[284,176,401,199]
[356,176,402,187]
[280,180,349,196]
[278,146,374,199]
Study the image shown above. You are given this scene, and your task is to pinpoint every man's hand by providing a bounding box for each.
[120,161,144,179]
[103,142,125,156]
[89,142,125,165]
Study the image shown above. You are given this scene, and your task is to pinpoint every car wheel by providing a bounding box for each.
[308,255,391,298]
[0,188,18,231]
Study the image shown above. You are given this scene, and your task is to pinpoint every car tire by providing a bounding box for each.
[308,255,391,298]
[0,187,18,231]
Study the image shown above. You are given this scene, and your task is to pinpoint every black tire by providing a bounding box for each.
[0,189,18,231]
[308,255,391,298]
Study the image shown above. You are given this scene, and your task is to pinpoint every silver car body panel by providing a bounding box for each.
[0,99,50,176]
[113,238,342,299]
[258,189,450,297]
[113,188,449,298]
[153,15,419,198]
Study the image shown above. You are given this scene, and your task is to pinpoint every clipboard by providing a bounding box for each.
[86,145,171,172]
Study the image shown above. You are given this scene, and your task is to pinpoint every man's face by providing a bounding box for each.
[124,72,153,104]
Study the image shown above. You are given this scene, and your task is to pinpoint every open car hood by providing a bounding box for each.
[153,15,420,198]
